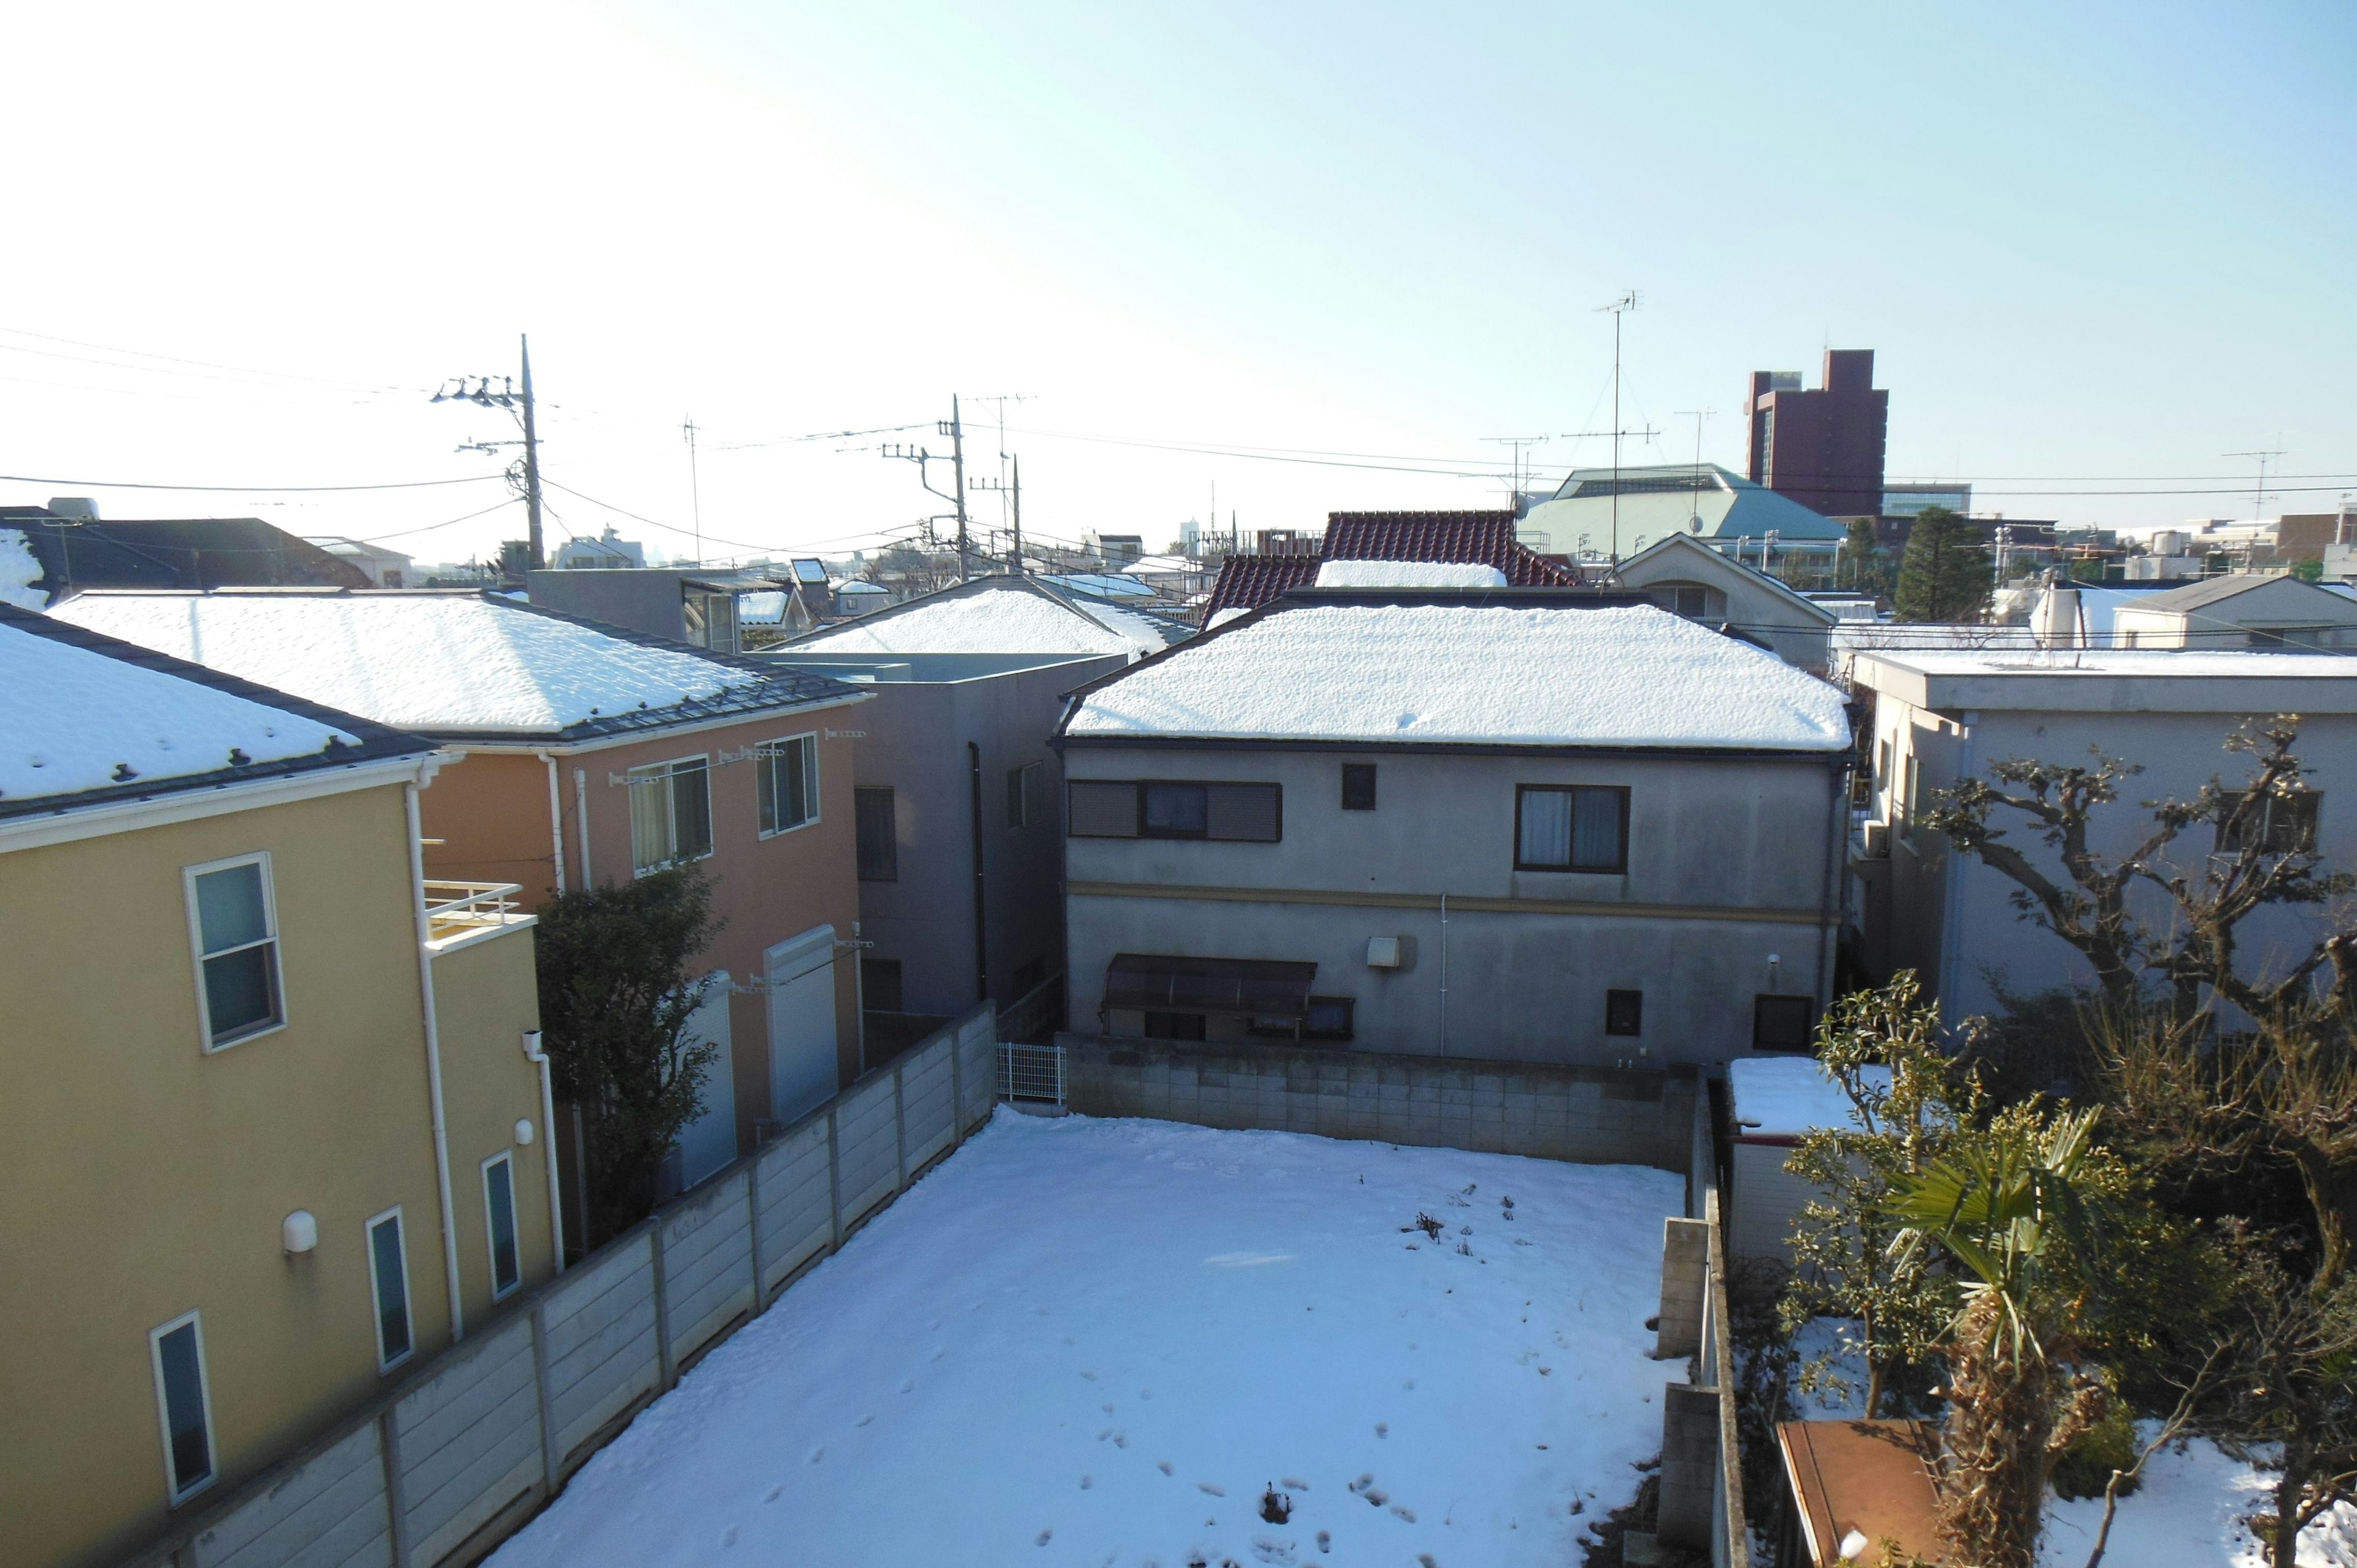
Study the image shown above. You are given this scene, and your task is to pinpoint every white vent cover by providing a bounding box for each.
[1366,936,1402,968]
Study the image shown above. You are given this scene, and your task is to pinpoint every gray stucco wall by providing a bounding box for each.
[803,655,1124,1018]
[1061,743,1847,1067]
[1862,698,2357,1022]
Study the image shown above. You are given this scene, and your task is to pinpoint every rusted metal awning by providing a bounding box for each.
[1104,953,1317,1018]
[1777,1419,1943,1566]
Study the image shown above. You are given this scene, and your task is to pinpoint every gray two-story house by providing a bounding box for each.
[1053,588,1854,1067]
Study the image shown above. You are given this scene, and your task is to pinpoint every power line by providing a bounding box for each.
[0,469,509,493]
[0,325,424,394]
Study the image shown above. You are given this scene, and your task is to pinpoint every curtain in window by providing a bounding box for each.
[1519,789,1571,866]
[1572,789,1623,869]
[630,768,673,872]
[671,760,713,859]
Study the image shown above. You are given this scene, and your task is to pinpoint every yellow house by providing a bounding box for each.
[0,607,556,1567]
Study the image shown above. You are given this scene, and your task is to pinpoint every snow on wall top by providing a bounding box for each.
[50,593,757,734]
[797,584,1166,656]
[1,620,362,800]
[1869,648,2357,679]
[0,530,47,611]
[1313,559,1509,589]
[1067,603,1851,749]
[1729,1057,1891,1138]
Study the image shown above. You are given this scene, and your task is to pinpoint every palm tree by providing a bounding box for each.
[1885,1105,2108,1568]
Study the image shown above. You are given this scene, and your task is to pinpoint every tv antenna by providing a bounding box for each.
[2224,446,2286,522]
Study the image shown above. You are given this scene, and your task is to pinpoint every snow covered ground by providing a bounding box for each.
[488,1111,1682,1568]
[1792,1319,2357,1566]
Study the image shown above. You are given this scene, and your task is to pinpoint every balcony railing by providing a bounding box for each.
[422,880,527,941]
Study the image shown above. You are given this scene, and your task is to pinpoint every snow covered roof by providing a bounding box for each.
[1314,560,1507,590]
[0,606,430,817]
[49,590,862,741]
[0,528,45,611]
[1063,603,1851,751]
[789,576,1184,657]
[1728,1057,1889,1138]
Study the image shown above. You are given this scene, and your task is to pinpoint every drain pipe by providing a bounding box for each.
[521,1030,567,1273]
[573,767,593,888]
[1439,893,1450,1057]
[967,741,989,1003]
[404,781,466,1342]
[538,751,567,894]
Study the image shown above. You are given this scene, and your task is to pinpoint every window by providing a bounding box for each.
[1341,763,1377,811]
[1605,989,1643,1037]
[149,1312,215,1504]
[854,787,898,881]
[628,757,713,875]
[757,734,819,836]
[682,590,738,653]
[1007,762,1039,829]
[366,1208,414,1371]
[482,1154,521,1300]
[1875,738,1891,794]
[1253,996,1356,1041]
[186,854,284,1048]
[1902,754,1924,846]
[2218,790,2321,855]
[1067,781,1283,842]
[1515,785,1628,873]
[862,956,905,1013]
[1754,994,1816,1052]
[1142,1010,1207,1041]
[1655,584,1708,619]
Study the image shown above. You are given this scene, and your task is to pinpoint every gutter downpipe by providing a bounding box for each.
[404,779,466,1342]
[538,751,567,894]
[573,767,593,888]
[521,1030,567,1273]
[1439,893,1450,1057]
[967,741,989,1004]
[1937,714,1980,1030]
[1817,754,1846,1007]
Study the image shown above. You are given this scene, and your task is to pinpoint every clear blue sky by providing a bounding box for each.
[3,1,2351,560]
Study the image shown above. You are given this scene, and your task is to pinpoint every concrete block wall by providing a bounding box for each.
[1058,1034,1699,1172]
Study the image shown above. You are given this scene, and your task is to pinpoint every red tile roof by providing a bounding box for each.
[1204,511,1580,617]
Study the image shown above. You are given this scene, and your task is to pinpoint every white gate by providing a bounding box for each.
[765,924,840,1126]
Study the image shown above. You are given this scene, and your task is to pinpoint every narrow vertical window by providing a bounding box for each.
[149,1312,216,1504]
[482,1154,521,1300]
[366,1208,413,1370]
[855,787,899,881]
[629,757,714,873]
[1605,989,1643,1037]
[1007,762,1038,830]
[758,735,820,836]
[1341,763,1377,811]
[187,854,284,1048]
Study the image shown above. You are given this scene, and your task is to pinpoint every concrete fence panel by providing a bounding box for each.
[393,1316,541,1566]
[660,1168,756,1368]
[134,1004,999,1568]
[190,1418,390,1568]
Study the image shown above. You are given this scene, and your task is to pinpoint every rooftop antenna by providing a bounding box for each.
[1673,409,1714,535]
[2224,446,2286,524]
[1484,436,1550,511]
[1598,290,1640,565]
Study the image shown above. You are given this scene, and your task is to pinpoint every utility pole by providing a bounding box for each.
[1672,409,1713,531]
[1597,291,1639,565]
[682,416,704,565]
[943,397,970,581]
[519,336,544,570]
[972,453,1026,576]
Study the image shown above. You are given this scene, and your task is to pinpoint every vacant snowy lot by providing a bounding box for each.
[489,1111,1681,1568]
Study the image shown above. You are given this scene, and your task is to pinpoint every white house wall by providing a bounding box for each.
[1062,744,1846,1066]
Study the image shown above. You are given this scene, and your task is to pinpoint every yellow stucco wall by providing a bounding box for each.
[430,920,554,1327]
[0,779,546,1567]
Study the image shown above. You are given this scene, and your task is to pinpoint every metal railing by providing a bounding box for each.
[421,880,527,941]
[998,1042,1066,1106]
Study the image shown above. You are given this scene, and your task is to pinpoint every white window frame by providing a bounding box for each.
[148,1308,219,1507]
[756,732,822,839]
[1007,760,1040,831]
[365,1205,416,1373]
[481,1151,522,1302]
[627,754,715,876]
[182,851,286,1052]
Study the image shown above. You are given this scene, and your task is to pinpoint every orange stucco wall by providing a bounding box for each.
[416,706,865,1154]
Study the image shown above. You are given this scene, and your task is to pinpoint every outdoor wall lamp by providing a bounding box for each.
[282,1210,318,1255]
[514,1118,536,1146]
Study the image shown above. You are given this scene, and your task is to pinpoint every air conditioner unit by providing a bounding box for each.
[1366,936,1403,969]
[1862,823,1890,859]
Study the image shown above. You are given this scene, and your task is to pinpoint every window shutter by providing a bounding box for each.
[1207,782,1280,842]
[1067,781,1140,837]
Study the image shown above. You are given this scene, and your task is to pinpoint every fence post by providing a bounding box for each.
[893,1057,909,1192]
[380,1404,412,1568]
[530,1300,560,1497]
[746,1157,766,1310]
[650,1223,676,1390]
[826,1104,845,1251]
[950,1018,966,1141]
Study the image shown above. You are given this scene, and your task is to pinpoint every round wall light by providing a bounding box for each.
[282,1209,319,1254]
[514,1118,536,1146]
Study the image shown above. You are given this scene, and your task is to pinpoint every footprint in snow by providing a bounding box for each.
[1140,1388,1153,1399]
[1364,1488,1390,1507]
[900,1378,915,1393]
[1080,1475,1093,1489]
[1159,1460,1175,1475]
[1097,1428,1113,1441]
[1198,1481,1226,1496]
[856,1414,874,1426]
[1390,1505,1417,1523]
[1102,1403,1116,1415]
[1281,1476,1310,1491]
[1080,1370,1097,1381]
[1315,1531,1331,1553]
[721,1527,737,1547]
[1114,1434,1129,1448]
[933,1347,946,1361]
[764,1486,781,1502]
[808,1447,824,1464]
[1036,1528,1053,1546]
[1375,1423,1388,1437]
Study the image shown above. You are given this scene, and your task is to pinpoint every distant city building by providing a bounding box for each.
[1743,349,1889,519]
[549,526,646,570]
[0,500,369,604]
[304,536,413,589]
[1521,463,1846,562]
[1881,483,1972,518]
